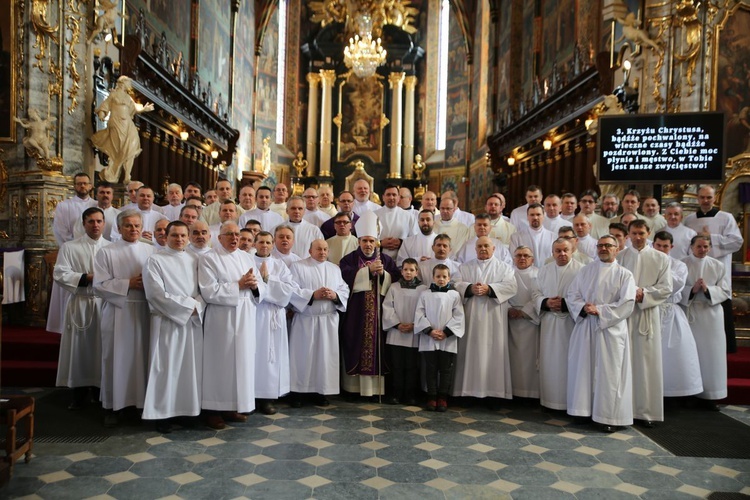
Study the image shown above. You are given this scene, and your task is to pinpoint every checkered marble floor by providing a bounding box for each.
[4,398,750,499]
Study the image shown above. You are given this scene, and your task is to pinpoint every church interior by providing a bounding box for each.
[1,0,750,497]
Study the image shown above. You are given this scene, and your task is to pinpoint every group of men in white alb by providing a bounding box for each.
[51,172,740,434]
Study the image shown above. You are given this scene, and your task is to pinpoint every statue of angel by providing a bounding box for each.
[615,12,662,54]
[87,0,120,45]
[91,76,154,183]
[14,108,56,159]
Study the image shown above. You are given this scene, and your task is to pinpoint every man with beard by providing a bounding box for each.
[186,221,211,256]
[73,181,119,241]
[352,178,381,215]
[94,210,155,426]
[397,210,438,266]
[253,231,295,415]
[142,221,204,433]
[566,235,636,432]
[590,193,620,239]
[485,194,516,245]
[199,222,266,429]
[453,237,517,405]
[55,207,111,410]
[534,238,585,412]
[510,203,555,266]
[340,212,400,400]
[642,197,667,234]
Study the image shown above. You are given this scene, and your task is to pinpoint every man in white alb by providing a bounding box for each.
[287,196,324,257]
[375,184,416,260]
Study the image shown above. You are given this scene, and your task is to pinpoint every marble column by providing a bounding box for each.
[318,70,336,177]
[388,72,405,179]
[402,75,417,179]
[306,73,321,176]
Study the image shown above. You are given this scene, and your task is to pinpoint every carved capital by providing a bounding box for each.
[320,69,337,87]
[404,75,418,91]
[307,72,321,87]
[388,72,405,89]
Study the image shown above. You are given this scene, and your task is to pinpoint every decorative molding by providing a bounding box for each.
[64,1,83,114]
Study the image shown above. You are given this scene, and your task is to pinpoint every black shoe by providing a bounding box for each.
[156,420,172,434]
[259,400,278,415]
[572,416,590,425]
[636,419,654,428]
[315,395,330,406]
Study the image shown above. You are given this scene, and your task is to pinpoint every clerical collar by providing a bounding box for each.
[430,283,453,293]
[399,277,422,288]
[696,207,719,218]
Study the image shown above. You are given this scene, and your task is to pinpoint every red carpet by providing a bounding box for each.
[1,326,749,404]
[1,326,60,388]
[723,346,750,405]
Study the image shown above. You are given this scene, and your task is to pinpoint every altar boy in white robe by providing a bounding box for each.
[566,235,636,433]
[55,207,110,410]
[253,231,296,415]
[142,221,204,433]
[681,235,730,409]
[94,210,155,426]
[288,239,350,407]
[652,231,703,399]
[199,222,266,430]
[617,220,672,428]
[452,238,517,404]
[533,238,584,412]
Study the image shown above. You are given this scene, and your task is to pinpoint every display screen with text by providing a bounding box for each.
[597,112,725,183]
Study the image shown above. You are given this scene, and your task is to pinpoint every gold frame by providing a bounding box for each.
[744,213,750,265]
[0,0,16,142]
[336,74,385,163]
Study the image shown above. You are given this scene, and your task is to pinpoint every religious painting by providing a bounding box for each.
[496,2,511,129]
[0,0,15,142]
[198,0,231,101]
[429,166,464,196]
[556,0,577,67]
[445,138,465,167]
[125,0,190,59]
[714,4,750,158]
[469,157,493,213]
[447,87,468,137]
[540,0,557,78]
[336,75,385,163]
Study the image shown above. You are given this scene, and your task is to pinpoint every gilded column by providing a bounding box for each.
[318,69,336,177]
[388,72,405,179]
[306,73,321,175]
[402,75,417,179]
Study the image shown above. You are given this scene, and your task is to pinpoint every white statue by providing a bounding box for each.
[87,0,120,45]
[615,12,662,54]
[14,108,56,159]
[262,136,272,175]
[91,76,154,183]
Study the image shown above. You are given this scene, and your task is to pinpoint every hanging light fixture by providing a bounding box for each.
[343,13,387,78]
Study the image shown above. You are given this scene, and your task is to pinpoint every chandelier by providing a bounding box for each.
[343,14,387,78]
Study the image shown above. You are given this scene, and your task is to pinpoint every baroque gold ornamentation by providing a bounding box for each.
[31,0,59,71]
[320,69,337,86]
[649,17,670,113]
[46,197,59,220]
[307,72,321,86]
[27,263,41,313]
[292,152,309,177]
[308,0,418,36]
[65,12,82,114]
[672,0,702,97]
[16,0,26,109]
[26,197,39,227]
[379,114,390,129]
[333,113,343,127]
[48,59,64,98]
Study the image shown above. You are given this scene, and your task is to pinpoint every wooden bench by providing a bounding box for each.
[0,395,34,477]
